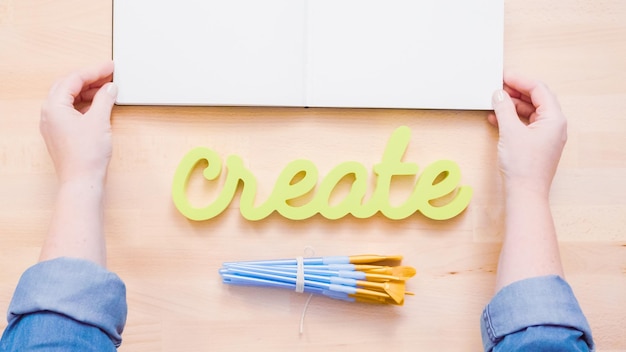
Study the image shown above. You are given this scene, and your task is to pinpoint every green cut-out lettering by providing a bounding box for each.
[225,156,271,221]
[316,161,369,220]
[355,126,418,219]
[260,159,318,220]
[413,160,474,220]
[171,147,225,221]
[171,126,473,222]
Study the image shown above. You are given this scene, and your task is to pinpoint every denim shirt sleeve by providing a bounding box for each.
[2,257,127,348]
[480,275,594,352]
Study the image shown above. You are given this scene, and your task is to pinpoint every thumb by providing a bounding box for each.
[491,89,521,133]
[88,82,117,121]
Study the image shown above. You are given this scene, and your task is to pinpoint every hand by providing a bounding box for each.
[40,61,117,185]
[488,74,567,197]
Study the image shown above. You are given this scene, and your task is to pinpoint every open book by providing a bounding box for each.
[113,0,503,110]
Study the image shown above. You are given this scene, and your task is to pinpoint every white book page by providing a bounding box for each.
[306,0,503,109]
[113,0,307,106]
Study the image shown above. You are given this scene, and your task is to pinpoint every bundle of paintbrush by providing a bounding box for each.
[219,255,416,305]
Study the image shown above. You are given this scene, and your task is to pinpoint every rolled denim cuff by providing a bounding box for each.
[7,257,127,347]
[481,275,594,352]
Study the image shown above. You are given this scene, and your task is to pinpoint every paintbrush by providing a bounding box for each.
[222,254,403,266]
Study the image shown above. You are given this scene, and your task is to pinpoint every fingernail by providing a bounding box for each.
[106,83,118,98]
[492,89,505,106]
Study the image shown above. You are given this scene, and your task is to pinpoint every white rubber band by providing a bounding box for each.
[299,293,314,335]
[295,256,305,293]
[298,247,316,335]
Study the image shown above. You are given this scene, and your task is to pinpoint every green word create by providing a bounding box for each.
[172,126,473,221]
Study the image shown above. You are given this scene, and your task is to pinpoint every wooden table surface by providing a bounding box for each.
[1,1,625,351]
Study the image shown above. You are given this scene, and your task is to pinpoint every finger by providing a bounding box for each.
[486,112,498,127]
[503,84,532,105]
[491,89,524,134]
[76,86,103,105]
[86,82,117,122]
[503,73,561,112]
[50,62,113,100]
[510,97,536,120]
[49,61,115,107]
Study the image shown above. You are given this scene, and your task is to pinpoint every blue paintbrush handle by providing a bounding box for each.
[222,273,356,302]
[221,266,366,285]
[221,268,361,295]
[225,263,357,274]
[222,264,367,281]
[222,256,351,266]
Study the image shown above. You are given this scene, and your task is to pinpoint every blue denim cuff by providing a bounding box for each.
[7,257,127,347]
[480,275,594,352]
